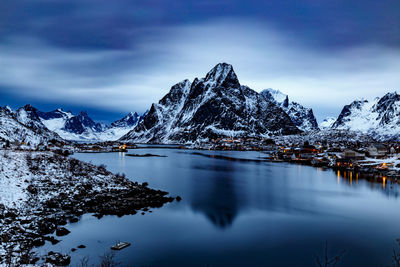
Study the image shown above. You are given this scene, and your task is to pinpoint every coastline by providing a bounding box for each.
[0,150,175,265]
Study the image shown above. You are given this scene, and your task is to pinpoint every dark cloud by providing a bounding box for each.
[1,0,399,50]
[0,0,399,122]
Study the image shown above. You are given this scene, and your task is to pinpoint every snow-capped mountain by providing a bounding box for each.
[110,112,144,128]
[332,92,400,140]
[39,110,144,141]
[0,106,61,147]
[260,88,319,131]
[63,111,106,135]
[319,117,336,129]
[9,105,144,142]
[38,108,74,132]
[97,112,146,141]
[120,63,300,144]
[16,104,50,134]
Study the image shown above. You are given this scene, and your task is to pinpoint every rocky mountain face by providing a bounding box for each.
[110,112,144,128]
[16,105,50,134]
[63,111,105,135]
[120,63,300,144]
[0,106,61,147]
[260,88,319,131]
[331,92,400,140]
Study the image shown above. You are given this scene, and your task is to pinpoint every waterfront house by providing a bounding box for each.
[367,143,388,158]
[343,149,365,160]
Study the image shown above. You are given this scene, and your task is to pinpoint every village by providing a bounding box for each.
[195,136,400,180]
[2,134,400,181]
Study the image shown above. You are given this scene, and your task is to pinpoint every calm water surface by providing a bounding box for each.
[39,148,400,266]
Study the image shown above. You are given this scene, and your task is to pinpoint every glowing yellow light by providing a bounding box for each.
[350,172,353,186]
[383,176,387,189]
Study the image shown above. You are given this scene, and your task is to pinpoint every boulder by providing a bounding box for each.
[55,227,70,236]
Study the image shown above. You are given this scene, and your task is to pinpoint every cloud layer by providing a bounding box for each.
[1,1,399,121]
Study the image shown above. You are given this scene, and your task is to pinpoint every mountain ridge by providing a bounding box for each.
[120,63,302,144]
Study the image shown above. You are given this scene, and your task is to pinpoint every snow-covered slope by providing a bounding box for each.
[97,112,146,141]
[319,117,336,129]
[260,88,319,131]
[0,107,60,147]
[38,109,74,133]
[332,92,400,140]
[120,63,300,144]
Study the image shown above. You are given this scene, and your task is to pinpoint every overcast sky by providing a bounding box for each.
[1,0,399,123]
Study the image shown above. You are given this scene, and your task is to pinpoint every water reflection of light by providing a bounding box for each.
[337,171,340,184]
[383,176,387,189]
[297,164,302,183]
[118,151,126,168]
[350,172,353,186]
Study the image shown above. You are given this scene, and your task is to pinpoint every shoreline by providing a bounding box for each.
[0,150,175,265]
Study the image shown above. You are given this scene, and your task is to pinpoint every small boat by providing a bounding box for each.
[111,242,131,250]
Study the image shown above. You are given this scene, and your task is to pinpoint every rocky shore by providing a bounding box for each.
[0,150,175,265]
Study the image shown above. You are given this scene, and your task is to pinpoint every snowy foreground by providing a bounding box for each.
[0,150,174,265]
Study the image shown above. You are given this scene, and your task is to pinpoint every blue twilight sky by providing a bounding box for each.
[0,0,399,123]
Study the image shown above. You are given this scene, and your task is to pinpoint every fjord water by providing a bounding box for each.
[46,148,400,266]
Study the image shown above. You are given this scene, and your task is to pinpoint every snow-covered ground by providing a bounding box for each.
[0,150,172,265]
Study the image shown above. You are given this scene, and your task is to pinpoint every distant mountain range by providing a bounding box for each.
[3,105,146,142]
[1,63,398,144]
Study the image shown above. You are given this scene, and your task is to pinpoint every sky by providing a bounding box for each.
[0,0,399,123]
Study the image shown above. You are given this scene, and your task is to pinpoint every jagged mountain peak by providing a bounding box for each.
[21,104,35,110]
[61,110,105,135]
[3,105,14,115]
[160,79,192,107]
[121,64,301,144]
[332,91,400,140]
[77,111,89,117]
[203,63,239,88]
[260,88,318,131]
[110,111,142,128]
[374,91,400,112]
[16,104,43,127]
[0,106,61,147]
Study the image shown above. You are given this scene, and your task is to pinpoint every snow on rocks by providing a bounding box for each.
[260,88,319,132]
[319,117,337,129]
[0,107,59,148]
[0,150,173,265]
[332,92,400,141]
[121,63,300,144]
